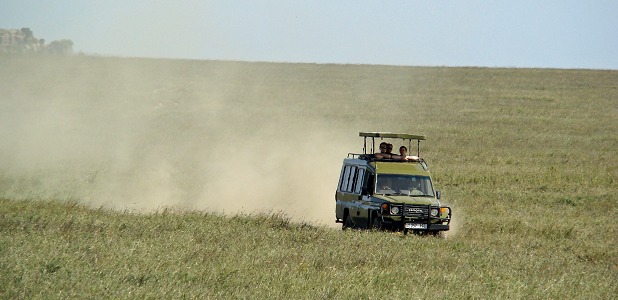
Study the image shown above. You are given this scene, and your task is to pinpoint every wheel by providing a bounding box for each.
[371,215,383,231]
[342,214,353,230]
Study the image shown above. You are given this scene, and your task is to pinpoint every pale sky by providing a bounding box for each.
[1,0,617,69]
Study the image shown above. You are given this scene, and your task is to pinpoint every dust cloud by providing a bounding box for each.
[0,56,362,226]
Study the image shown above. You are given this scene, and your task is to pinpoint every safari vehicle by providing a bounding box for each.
[335,132,451,234]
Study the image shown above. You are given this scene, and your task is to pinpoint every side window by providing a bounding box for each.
[354,168,365,194]
[346,166,357,192]
[339,165,352,192]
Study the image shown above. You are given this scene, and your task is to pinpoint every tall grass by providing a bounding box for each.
[0,55,616,298]
[1,198,615,299]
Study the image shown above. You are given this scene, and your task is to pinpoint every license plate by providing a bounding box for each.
[405,223,427,229]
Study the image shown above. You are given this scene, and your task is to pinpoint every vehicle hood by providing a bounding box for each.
[373,194,437,206]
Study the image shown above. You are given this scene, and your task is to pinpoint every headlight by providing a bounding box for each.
[430,208,439,217]
[390,206,400,215]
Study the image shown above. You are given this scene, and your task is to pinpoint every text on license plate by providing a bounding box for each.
[405,223,427,229]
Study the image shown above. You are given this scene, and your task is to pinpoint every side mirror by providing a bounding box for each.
[436,190,441,199]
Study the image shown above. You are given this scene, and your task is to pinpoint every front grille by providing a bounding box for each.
[403,204,429,218]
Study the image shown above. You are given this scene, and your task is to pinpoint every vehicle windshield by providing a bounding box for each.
[375,174,435,197]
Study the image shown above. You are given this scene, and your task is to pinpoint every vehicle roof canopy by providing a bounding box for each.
[359,132,426,140]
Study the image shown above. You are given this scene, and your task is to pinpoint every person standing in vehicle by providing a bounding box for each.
[386,143,394,155]
[379,142,388,154]
[399,146,420,161]
[374,142,389,159]
[377,143,403,160]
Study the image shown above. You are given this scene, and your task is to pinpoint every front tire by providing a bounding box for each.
[342,214,353,230]
[371,215,383,231]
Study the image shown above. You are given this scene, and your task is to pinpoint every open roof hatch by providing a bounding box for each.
[359,132,426,157]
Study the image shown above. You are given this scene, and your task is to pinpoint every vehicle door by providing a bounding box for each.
[352,167,371,227]
[337,165,359,220]
[341,165,371,225]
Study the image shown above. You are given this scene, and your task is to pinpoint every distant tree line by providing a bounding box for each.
[0,28,73,55]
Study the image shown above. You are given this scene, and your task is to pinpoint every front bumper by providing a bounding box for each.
[380,203,451,232]
[427,223,450,231]
[381,217,450,231]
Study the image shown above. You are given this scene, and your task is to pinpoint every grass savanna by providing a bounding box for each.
[2,199,615,299]
[1,54,617,298]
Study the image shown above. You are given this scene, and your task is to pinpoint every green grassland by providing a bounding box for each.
[1,55,617,298]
